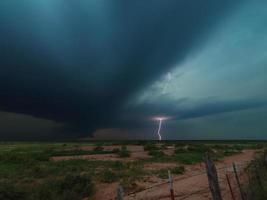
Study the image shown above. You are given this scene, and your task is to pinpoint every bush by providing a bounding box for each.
[112,161,125,169]
[148,150,165,157]
[100,169,118,183]
[174,144,210,155]
[59,174,94,196]
[175,152,203,164]
[0,152,50,164]
[171,166,185,175]
[0,181,26,200]
[156,166,185,179]
[223,149,240,156]
[112,148,120,153]
[244,153,267,200]
[33,174,94,200]
[144,143,159,151]
[117,146,130,158]
[120,178,139,192]
[94,143,104,152]
[174,143,187,148]
[174,147,187,154]
[157,169,169,179]
[160,143,168,150]
[187,144,210,153]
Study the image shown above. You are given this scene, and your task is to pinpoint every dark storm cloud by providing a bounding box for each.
[117,98,267,128]
[0,1,242,138]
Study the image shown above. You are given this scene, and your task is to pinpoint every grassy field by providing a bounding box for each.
[0,141,266,200]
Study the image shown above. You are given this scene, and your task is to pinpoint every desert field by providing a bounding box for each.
[0,141,266,200]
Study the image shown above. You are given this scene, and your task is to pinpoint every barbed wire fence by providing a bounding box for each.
[115,154,257,200]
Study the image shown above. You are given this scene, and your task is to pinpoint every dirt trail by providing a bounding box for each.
[124,150,256,200]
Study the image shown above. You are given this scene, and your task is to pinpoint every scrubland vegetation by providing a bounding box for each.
[0,141,266,199]
[244,150,267,200]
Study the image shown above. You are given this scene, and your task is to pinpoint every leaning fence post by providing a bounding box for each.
[203,153,222,200]
[168,170,175,200]
[225,171,236,200]
[116,185,124,200]
[233,162,245,200]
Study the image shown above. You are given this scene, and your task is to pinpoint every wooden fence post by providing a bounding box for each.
[233,162,245,200]
[168,170,175,200]
[226,172,236,200]
[264,151,267,166]
[116,185,124,200]
[203,153,222,200]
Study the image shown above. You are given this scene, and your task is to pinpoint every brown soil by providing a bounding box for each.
[125,150,255,200]
[51,145,151,161]
[144,163,178,171]
[50,146,256,200]
[93,182,119,200]
[51,153,122,161]
[163,146,175,156]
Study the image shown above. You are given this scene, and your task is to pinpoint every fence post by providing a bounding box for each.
[233,162,245,200]
[116,185,124,200]
[225,172,236,200]
[168,170,175,200]
[203,153,222,200]
[264,151,267,166]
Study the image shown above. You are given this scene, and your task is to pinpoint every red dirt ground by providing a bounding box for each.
[51,145,151,161]
[125,150,255,200]
[51,146,256,200]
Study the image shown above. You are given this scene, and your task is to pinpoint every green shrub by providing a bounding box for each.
[171,166,185,175]
[223,149,240,156]
[174,147,187,153]
[100,169,118,183]
[174,143,187,148]
[112,148,120,153]
[175,152,203,164]
[0,152,50,164]
[112,161,125,169]
[144,143,159,151]
[59,174,94,197]
[231,144,244,151]
[32,173,94,200]
[187,144,210,153]
[157,169,169,179]
[148,150,165,157]
[117,146,130,158]
[160,143,168,150]
[174,144,210,155]
[156,166,185,179]
[244,153,267,200]
[93,143,104,152]
[120,178,139,192]
[0,180,26,200]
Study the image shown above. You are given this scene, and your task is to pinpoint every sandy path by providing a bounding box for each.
[125,150,256,200]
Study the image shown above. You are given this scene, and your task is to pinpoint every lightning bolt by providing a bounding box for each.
[157,119,163,141]
[153,116,170,141]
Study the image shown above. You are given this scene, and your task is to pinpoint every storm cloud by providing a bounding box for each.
[1,0,266,140]
[0,0,244,139]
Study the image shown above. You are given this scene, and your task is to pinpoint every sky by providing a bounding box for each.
[0,0,267,140]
